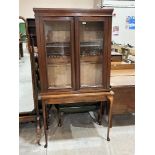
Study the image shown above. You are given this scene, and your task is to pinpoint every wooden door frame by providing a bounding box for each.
[36,17,75,93]
[74,16,110,91]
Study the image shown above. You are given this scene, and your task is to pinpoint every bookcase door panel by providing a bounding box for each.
[78,18,105,88]
[43,18,74,89]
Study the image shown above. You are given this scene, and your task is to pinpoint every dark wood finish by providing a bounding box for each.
[111,86,135,114]
[19,18,41,146]
[34,8,114,147]
[98,101,103,125]
[34,9,113,93]
[19,115,36,122]
[19,16,38,123]
[29,36,41,144]
[75,17,80,90]
[107,95,113,140]
[19,111,36,122]
[27,23,41,144]
[41,91,112,103]
[19,41,23,58]
[41,91,114,147]
[106,17,112,89]
[42,100,48,148]
[111,52,122,62]
[26,18,37,48]
[33,8,113,17]
[76,16,109,90]
[110,67,135,114]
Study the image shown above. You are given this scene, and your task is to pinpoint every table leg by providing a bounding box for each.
[42,101,48,148]
[36,98,41,145]
[36,115,41,145]
[45,105,48,130]
[107,95,114,141]
[57,108,62,127]
[98,101,103,125]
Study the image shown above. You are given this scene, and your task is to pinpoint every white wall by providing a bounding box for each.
[103,0,135,46]
[112,7,135,46]
[19,0,94,18]
[19,0,135,46]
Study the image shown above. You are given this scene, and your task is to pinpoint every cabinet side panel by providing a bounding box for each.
[102,17,108,89]
[106,17,112,89]
[35,16,48,92]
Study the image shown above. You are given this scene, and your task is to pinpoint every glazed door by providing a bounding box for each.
[75,17,109,90]
[40,17,75,91]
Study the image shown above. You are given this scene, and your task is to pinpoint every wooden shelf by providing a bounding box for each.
[46,42,70,48]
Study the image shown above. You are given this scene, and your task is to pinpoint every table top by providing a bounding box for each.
[110,69,135,86]
[111,51,122,56]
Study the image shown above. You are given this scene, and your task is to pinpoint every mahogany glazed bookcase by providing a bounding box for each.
[34,8,114,148]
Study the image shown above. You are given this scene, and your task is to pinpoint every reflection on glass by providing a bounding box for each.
[44,21,71,89]
[80,21,104,87]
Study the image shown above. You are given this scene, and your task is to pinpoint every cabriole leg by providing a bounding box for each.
[36,115,41,145]
[107,95,114,141]
[57,108,62,127]
[42,100,48,148]
[98,101,103,125]
[45,105,48,130]
[36,98,41,145]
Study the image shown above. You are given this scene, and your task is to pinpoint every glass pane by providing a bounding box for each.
[80,21,104,88]
[44,21,71,89]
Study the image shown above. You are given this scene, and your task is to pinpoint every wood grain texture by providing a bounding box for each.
[41,91,114,105]
[33,8,113,17]
[111,86,135,114]
[34,9,114,147]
